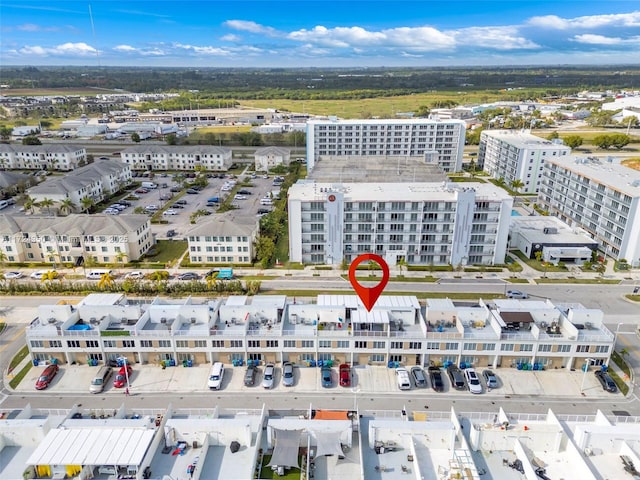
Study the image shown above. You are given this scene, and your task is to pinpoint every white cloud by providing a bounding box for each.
[175,43,232,56]
[224,20,279,36]
[573,34,640,45]
[114,45,136,52]
[528,11,640,30]
[18,42,97,57]
[453,27,539,50]
[221,34,241,42]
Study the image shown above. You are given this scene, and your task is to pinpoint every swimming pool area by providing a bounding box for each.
[511,210,522,216]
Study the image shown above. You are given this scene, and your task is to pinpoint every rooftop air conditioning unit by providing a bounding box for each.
[121,317,128,324]
[90,317,96,323]
[160,317,167,324]
[191,318,196,324]
[48,318,57,324]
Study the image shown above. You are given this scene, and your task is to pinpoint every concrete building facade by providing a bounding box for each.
[538,156,640,265]
[0,144,87,171]
[185,214,259,265]
[287,181,512,266]
[478,130,571,194]
[121,146,233,171]
[254,146,291,172]
[306,118,466,173]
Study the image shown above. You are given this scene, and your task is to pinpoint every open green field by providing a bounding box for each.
[194,125,253,134]
[1,87,125,96]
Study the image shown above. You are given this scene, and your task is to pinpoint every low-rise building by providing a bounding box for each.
[254,146,291,171]
[510,215,598,265]
[0,144,86,171]
[121,145,232,171]
[0,214,152,265]
[185,214,258,265]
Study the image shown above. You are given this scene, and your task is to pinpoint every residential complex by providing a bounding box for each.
[538,156,640,265]
[287,180,512,266]
[254,146,291,172]
[120,145,232,171]
[25,293,613,372]
[185,214,259,265]
[0,144,87,171]
[28,159,132,211]
[306,118,467,172]
[478,130,571,194]
[0,214,152,264]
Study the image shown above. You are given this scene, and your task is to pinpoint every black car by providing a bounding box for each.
[428,366,444,392]
[238,189,252,195]
[446,365,466,390]
[186,188,199,194]
[595,370,617,393]
[244,364,257,386]
[257,208,271,214]
[171,203,185,208]
[178,272,200,280]
[411,366,427,388]
[175,199,188,205]
[170,186,182,192]
[166,229,176,238]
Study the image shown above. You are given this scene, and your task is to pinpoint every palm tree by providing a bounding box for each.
[397,258,408,277]
[98,271,115,289]
[23,196,36,214]
[510,179,525,206]
[58,198,76,216]
[205,272,218,290]
[39,197,54,215]
[80,196,95,213]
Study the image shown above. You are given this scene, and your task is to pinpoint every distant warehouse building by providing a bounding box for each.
[306,118,467,173]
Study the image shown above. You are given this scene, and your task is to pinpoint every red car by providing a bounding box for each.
[135,188,149,194]
[35,364,59,390]
[339,364,351,387]
[113,365,132,388]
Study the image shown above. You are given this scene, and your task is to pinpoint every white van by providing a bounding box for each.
[395,367,412,390]
[141,181,157,189]
[89,366,113,394]
[260,198,273,205]
[0,200,9,210]
[86,269,113,280]
[208,362,224,390]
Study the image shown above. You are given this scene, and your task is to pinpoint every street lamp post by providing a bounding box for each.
[580,358,594,394]
[614,323,623,348]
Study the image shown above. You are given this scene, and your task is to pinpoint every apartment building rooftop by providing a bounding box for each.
[510,215,596,246]
[121,145,231,155]
[0,214,149,237]
[185,212,258,238]
[308,155,448,183]
[308,118,466,126]
[481,129,568,150]
[548,155,640,196]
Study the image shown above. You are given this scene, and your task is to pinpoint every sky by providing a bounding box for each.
[2,1,640,67]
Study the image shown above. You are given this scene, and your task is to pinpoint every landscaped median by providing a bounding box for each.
[610,350,632,396]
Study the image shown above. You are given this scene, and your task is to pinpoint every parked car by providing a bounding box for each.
[411,366,427,388]
[233,194,247,200]
[162,209,177,216]
[447,365,466,390]
[282,362,295,387]
[186,188,199,194]
[170,186,182,192]
[113,365,132,388]
[171,203,185,209]
[321,365,333,388]
[178,272,200,281]
[4,271,23,279]
[395,367,412,390]
[262,363,275,389]
[428,366,444,392]
[238,189,252,195]
[104,208,119,215]
[135,188,149,194]
[30,270,57,280]
[339,364,351,387]
[464,368,483,394]
[175,199,188,205]
[257,208,271,215]
[595,370,617,393]
[160,193,172,200]
[144,204,159,211]
[244,364,257,387]
[506,290,528,299]
[482,370,498,389]
[35,364,59,390]
[125,271,144,279]
[166,229,177,238]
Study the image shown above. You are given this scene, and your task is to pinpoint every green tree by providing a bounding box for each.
[80,196,95,213]
[165,133,177,145]
[414,105,431,117]
[131,132,141,143]
[255,236,276,268]
[98,271,115,289]
[38,197,54,215]
[609,133,631,150]
[510,179,525,205]
[396,258,408,276]
[465,128,483,145]
[0,126,12,141]
[546,131,559,141]
[22,135,42,145]
[286,131,306,147]
[23,196,36,214]
[562,135,583,149]
[58,198,76,215]
[133,206,146,214]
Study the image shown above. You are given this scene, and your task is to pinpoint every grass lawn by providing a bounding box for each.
[506,278,530,284]
[141,240,188,264]
[262,289,505,300]
[259,455,300,479]
[341,274,438,283]
[193,125,253,134]
[9,345,29,372]
[611,351,631,377]
[608,369,630,396]
[512,251,568,273]
[535,278,621,284]
[9,362,32,389]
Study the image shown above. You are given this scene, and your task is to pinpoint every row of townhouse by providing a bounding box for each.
[306,118,467,173]
[538,155,640,265]
[120,145,233,171]
[287,180,512,266]
[478,130,571,194]
[0,214,152,264]
[27,159,132,211]
[185,213,259,265]
[0,144,87,171]
[26,293,613,373]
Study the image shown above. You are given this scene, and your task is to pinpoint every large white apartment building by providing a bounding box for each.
[538,156,640,265]
[25,293,613,373]
[0,144,86,171]
[185,214,259,265]
[478,130,571,194]
[306,118,466,173]
[28,159,132,211]
[288,181,512,266]
[121,145,233,171]
[0,214,152,265]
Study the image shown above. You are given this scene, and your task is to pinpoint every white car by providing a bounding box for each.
[234,195,247,200]
[30,270,54,280]
[145,204,159,211]
[4,271,23,279]
[464,368,483,394]
[162,209,177,216]
[104,208,119,215]
[125,271,144,279]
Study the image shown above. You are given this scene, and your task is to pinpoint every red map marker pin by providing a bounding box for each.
[348,253,390,312]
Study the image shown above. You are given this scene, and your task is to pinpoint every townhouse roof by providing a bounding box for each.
[0,214,149,236]
[481,130,570,151]
[0,144,85,154]
[122,145,231,155]
[254,146,291,156]
[29,159,128,195]
[185,213,258,237]
[0,171,30,189]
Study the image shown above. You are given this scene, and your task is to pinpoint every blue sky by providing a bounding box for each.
[2,1,640,67]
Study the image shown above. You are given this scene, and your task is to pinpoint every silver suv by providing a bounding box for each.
[282,362,294,387]
[262,363,275,389]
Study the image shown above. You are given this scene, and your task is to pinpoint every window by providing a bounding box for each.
[301,340,314,348]
[67,340,80,348]
[409,342,422,350]
[194,340,206,348]
[576,345,589,353]
[284,340,295,348]
[463,343,477,350]
[557,344,571,353]
[444,342,458,350]
[538,344,552,352]
[481,343,495,351]
[319,340,331,348]
[391,341,403,349]
[230,340,243,348]
[426,342,439,350]
[266,340,278,348]
[373,341,385,349]
[500,343,514,351]
[248,340,260,348]
[595,345,609,353]
[176,340,188,348]
[520,344,533,352]
[355,341,367,349]
[369,354,385,363]
[123,340,135,348]
[337,341,350,348]
[158,340,171,348]
[104,340,115,348]
[50,340,62,348]
[86,340,99,348]
[31,340,43,348]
